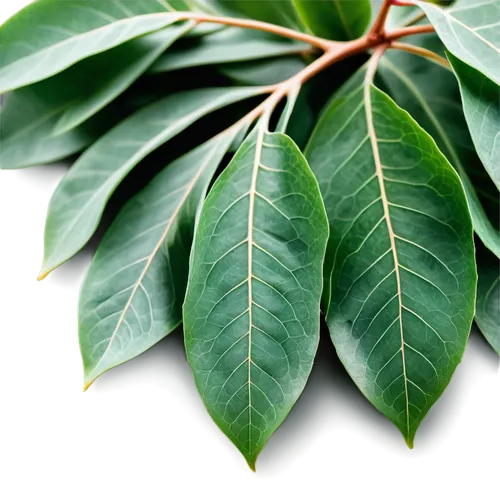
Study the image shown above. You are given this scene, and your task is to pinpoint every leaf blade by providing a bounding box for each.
[306,78,476,446]
[40,86,267,278]
[184,124,328,469]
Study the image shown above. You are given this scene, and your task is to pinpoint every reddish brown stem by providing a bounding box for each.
[386,24,435,40]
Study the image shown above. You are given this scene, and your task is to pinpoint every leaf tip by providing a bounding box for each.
[83,378,95,392]
[37,270,49,281]
[405,436,415,450]
[247,461,256,473]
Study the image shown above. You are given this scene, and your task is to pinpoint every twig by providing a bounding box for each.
[386,24,435,40]
[389,42,450,69]
[370,0,394,36]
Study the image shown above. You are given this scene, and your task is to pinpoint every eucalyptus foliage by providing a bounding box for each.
[1,0,498,470]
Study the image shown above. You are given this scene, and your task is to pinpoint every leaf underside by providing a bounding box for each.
[184,124,328,469]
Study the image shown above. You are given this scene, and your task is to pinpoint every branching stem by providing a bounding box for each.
[390,42,450,69]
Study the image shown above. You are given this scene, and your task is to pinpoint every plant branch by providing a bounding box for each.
[389,42,450,69]
[386,24,435,40]
[176,12,336,50]
[404,10,427,26]
[370,0,394,36]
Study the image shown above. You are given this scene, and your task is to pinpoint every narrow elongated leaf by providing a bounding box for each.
[184,123,328,469]
[54,23,194,135]
[195,0,306,30]
[0,69,124,170]
[80,127,239,389]
[293,0,371,40]
[419,0,500,86]
[306,78,476,446]
[150,27,308,73]
[377,40,500,257]
[0,0,178,93]
[448,54,500,190]
[475,249,500,354]
[40,86,267,278]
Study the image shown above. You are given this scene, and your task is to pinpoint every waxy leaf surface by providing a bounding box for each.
[448,54,500,190]
[184,125,328,469]
[0,0,177,93]
[377,39,500,257]
[293,0,371,40]
[419,0,500,85]
[150,27,308,73]
[306,81,476,446]
[80,129,238,388]
[41,86,266,277]
[55,23,194,134]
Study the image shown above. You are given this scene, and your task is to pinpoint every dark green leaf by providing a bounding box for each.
[377,38,500,257]
[80,127,239,388]
[475,248,500,354]
[306,78,476,447]
[293,0,371,40]
[184,122,328,470]
[150,27,309,73]
[419,0,500,85]
[0,0,178,93]
[39,86,267,278]
[55,23,194,134]
[448,53,500,190]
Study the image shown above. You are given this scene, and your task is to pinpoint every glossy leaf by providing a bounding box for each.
[184,123,328,469]
[0,68,124,170]
[80,128,239,388]
[377,38,500,257]
[150,27,308,73]
[419,0,500,86]
[293,0,371,40]
[195,0,306,30]
[475,249,500,354]
[40,86,267,278]
[448,53,500,190]
[55,23,194,134]
[306,80,476,446]
[0,0,178,93]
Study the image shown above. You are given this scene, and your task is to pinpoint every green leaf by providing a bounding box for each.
[419,0,500,86]
[220,57,307,86]
[150,27,309,73]
[447,53,500,191]
[196,0,306,30]
[293,0,371,40]
[39,86,267,279]
[377,39,500,257]
[475,248,500,354]
[80,127,239,389]
[0,68,123,170]
[0,0,178,93]
[54,23,194,134]
[183,122,328,470]
[305,78,476,446]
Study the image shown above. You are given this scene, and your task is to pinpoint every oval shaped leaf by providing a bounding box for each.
[55,23,194,134]
[306,79,476,446]
[0,0,178,93]
[150,27,308,73]
[447,53,500,191]
[40,86,267,278]
[377,39,500,257]
[293,0,371,40]
[184,123,328,469]
[80,128,239,389]
[419,0,500,86]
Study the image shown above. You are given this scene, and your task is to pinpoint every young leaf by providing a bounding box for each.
[183,123,328,470]
[447,54,500,190]
[150,27,309,73]
[377,41,500,258]
[293,0,371,40]
[54,23,195,135]
[0,0,178,93]
[475,249,500,355]
[79,128,239,389]
[40,86,267,279]
[306,77,476,447]
[419,0,500,86]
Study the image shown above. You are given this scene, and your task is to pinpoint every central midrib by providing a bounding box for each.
[364,68,410,440]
